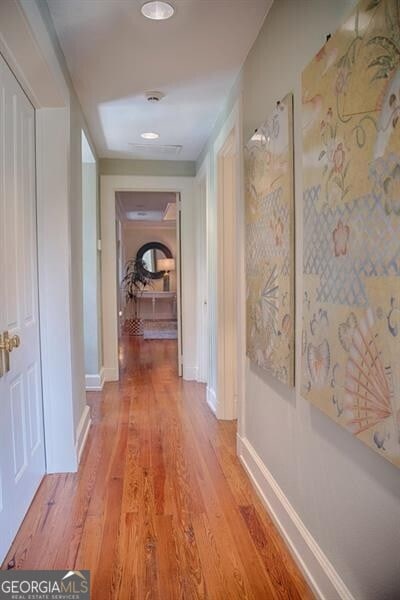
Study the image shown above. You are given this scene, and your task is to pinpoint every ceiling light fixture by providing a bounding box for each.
[141,132,160,140]
[141,1,174,20]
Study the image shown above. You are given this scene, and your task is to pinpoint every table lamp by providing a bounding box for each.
[157,258,175,291]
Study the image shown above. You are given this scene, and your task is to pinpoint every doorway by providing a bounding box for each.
[210,100,244,422]
[0,54,46,562]
[101,175,197,384]
[116,191,181,373]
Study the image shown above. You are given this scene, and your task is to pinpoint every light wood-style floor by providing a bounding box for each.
[2,337,313,599]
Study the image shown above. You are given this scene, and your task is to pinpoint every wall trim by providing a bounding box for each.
[103,366,118,383]
[206,386,217,414]
[85,367,105,391]
[237,435,354,600]
[75,405,91,465]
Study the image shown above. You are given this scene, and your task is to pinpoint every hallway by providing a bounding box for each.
[3,338,311,599]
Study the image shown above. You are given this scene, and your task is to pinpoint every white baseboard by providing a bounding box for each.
[75,405,91,465]
[183,365,198,381]
[206,386,217,414]
[85,367,105,391]
[102,366,119,382]
[237,435,354,600]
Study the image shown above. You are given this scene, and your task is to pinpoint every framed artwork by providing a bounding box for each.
[302,0,400,467]
[245,93,295,386]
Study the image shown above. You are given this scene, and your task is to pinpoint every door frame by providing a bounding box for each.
[212,99,246,424]
[176,192,183,377]
[194,155,210,384]
[0,1,82,472]
[100,175,196,382]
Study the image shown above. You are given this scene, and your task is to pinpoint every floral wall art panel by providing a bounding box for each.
[302,0,400,467]
[245,93,295,386]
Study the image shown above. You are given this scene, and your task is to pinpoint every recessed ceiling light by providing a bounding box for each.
[141,132,160,140]
[141,1,174,20]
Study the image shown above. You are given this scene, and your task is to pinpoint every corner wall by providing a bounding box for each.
[198,1,400,598]
[25,0,97,462]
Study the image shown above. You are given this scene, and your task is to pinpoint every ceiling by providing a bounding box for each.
[116,190,176,223]
[47,0,272,161]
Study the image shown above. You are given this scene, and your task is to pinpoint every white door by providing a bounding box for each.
[0,55,46,563]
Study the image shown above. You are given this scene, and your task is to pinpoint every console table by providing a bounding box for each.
[140,291,177,320]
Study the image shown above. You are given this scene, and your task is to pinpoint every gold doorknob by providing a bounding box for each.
[10,334,20,351]
[0,332,20,377]
[0,333,20,353]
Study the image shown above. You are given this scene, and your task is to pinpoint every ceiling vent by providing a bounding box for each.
[145,90,165,103]
[128,143,182,157]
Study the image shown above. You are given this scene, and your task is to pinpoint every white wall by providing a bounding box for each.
[198,0,400,598]
[34,1,103,445]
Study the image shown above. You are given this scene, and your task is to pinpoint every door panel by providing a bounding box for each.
[0,54,45,564]
[27,364,41,453]
[4,95,19,332]
[10,375,27,481]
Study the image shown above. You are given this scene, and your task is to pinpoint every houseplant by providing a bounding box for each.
[122,257,152,336]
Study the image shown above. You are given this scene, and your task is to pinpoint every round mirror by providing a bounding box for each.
[136,242,173,279]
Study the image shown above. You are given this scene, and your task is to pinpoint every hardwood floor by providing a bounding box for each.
[2,337,313,599]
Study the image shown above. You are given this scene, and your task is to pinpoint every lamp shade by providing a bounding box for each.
[157,258,175,272]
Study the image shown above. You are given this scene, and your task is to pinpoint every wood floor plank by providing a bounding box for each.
[2,337,313,599]
[91,475,124,599]
[192,512,247,600]
[155,515,182,600]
